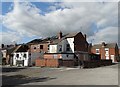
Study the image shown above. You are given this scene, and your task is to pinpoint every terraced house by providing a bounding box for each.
[91,42,119,63]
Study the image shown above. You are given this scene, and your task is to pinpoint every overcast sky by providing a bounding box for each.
[1,0,119,46]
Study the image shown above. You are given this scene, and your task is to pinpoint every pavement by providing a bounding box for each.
[1,64,119,86]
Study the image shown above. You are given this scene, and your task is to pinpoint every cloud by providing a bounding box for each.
[1,31,21,44]
[88,27,118,44]
[2,1,118,45]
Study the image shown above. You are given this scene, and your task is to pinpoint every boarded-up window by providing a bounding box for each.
[40,45,43,49]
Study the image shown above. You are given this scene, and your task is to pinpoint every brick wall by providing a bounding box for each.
[35,59,74,67]
[30,43,48,53]
[35,59,60,67]
[119,49,120,55]
[91,47,118,62]
[74,32,88,52]
[36,59,46,67]
[44,54,54,59]
[31,52,41,65]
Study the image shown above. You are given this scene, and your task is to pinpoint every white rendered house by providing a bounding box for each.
[12,45,30,67]
[13,52,29,66]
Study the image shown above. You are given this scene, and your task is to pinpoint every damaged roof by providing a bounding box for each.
[6,47,16,55]
[65,32,79,38]
[50,32,82,45]
[12,44,29,53]
[27,32,85,45]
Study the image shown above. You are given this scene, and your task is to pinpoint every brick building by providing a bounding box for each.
[28,36,59,65]
[35,31,89,67]
[29,41,50,65]
[44,31,89,62]
[1,44,16,65]
[119,49,120,55]
[91,42,119,63]
[30,42,49,53]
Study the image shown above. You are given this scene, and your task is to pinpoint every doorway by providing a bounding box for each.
[111,55,115,63]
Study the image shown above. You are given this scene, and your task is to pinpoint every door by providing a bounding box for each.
[111,55,115,63]
[105,48,109,60]
[16,60,24,67]
[105,55,109,60]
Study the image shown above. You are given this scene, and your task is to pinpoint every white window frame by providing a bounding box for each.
[96,49,100,54]
[105,48,109,55]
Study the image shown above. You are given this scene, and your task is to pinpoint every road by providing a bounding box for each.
[1,64,119,86]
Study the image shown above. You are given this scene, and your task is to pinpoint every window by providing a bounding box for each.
[66,44,70,51]
[66,55,69,57]
[48,45,49,50]
[40,45,43,49]
[105,48,109,55]
[23,54,26,58]
[105,51,109,55]
[96,49,99,54]
[34,47,36,49]
[59,45,62,51]
[16,54,19,58]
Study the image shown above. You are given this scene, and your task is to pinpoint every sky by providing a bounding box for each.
[1,0,119,46]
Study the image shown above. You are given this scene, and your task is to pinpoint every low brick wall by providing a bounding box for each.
[35,59,74,67]
[35,59,61,67]
[35,59,46,67]
[46,59,59,67]
[62,60,74,67]
[36,58,112,68]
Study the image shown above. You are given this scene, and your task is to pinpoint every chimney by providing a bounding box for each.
[58,31,62,39]
[13,41,17,47]
[102,42,106,47]
[1,44,4,48]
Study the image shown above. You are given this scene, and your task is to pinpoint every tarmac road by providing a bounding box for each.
[1,64,119,86]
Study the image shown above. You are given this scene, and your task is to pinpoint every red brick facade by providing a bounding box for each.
[37,32,89,67]
[91,42,119,62]
[44,54,61,59]
[119,49,120,55]
[30,43,49,53]
[74,33,88,52]
[35,58,74,67]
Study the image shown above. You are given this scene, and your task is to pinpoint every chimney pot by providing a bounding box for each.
[102,42,106,47]
[58,31,62,39]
